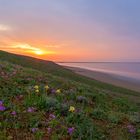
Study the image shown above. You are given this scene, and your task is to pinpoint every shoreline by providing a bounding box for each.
[65,66,140,92]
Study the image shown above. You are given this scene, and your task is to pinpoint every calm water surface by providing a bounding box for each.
[58,62,140,81]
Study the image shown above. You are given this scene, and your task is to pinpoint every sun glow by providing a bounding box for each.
[34,50,44,55]
[11,43,54,55]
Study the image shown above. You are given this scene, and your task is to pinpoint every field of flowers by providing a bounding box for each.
[0,60,140,140]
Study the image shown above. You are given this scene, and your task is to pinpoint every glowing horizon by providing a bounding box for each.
[0,0,140,62]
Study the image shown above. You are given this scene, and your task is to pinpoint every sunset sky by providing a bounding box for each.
[0,0,140,62]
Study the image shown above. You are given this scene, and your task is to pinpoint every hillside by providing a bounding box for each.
[0,50,140,100]
[0,50,140,139]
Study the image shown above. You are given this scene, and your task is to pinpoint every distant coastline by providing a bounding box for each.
[58,62,140,80]
[63,66,140,92]
[58,61,140,92]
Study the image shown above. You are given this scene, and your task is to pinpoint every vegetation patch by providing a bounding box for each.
[0,59,140,140]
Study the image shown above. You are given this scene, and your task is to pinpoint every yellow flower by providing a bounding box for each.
[35,89,39,93]
[45,85,49,90]
[34,85,39,89]
[69,106,75,112]
[56,89,61,94]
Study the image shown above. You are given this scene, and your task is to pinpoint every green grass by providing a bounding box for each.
[0,51,140,140]
[0,50,140,98]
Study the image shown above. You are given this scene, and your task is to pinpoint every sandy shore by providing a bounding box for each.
[65,66,140,92]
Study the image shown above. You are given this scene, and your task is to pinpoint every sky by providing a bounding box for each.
[0,0,140,62]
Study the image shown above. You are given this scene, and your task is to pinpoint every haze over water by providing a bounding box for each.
[59,62,140,81]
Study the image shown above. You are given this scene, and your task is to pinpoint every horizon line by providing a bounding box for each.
[56,61,140,63]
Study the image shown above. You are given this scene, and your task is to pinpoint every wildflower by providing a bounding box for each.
[68,127,75,135]
[69,106,75,112]
[35,89,39,93]
[50,89,56,94]
[76,96,87,103]
[11,111,16,116]
[0,105,6,111]
[34,85,39,89]
[0,100,3,105]
[56,89,61,94]
[45,85,49,90]
[47,127,51,134]
[34,85,39,93]
[49,114,56,119]
[0,101,6,111]
[27,107,35,113]
[31,128,38,133]
[127,124,136,134]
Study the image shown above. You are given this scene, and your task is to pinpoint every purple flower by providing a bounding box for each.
[49,114,56,119]
[68,127,75,135]
[27,107,35,113]
[0,100,3,105]
[31,128,38,133]
[127,124,136,134]
[51,89,56,94]
[0,105,6,111]
[0,100,6,111]
[129,128,136,134]
[47,127,51,134]
[77,96,87,102]
[11,111,16,116]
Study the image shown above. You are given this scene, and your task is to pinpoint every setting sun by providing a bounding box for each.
[9,43,53,56]
[34,50,44,55]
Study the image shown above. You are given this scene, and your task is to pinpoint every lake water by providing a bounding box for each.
[58,62,140,81]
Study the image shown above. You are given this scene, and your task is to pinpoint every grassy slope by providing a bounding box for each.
[0,50,140,101]
[0,60,140,140]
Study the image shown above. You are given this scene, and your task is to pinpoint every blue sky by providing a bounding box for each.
[0,0,140,61]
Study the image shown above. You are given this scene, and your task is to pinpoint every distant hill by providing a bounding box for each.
[0,50,71,75]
